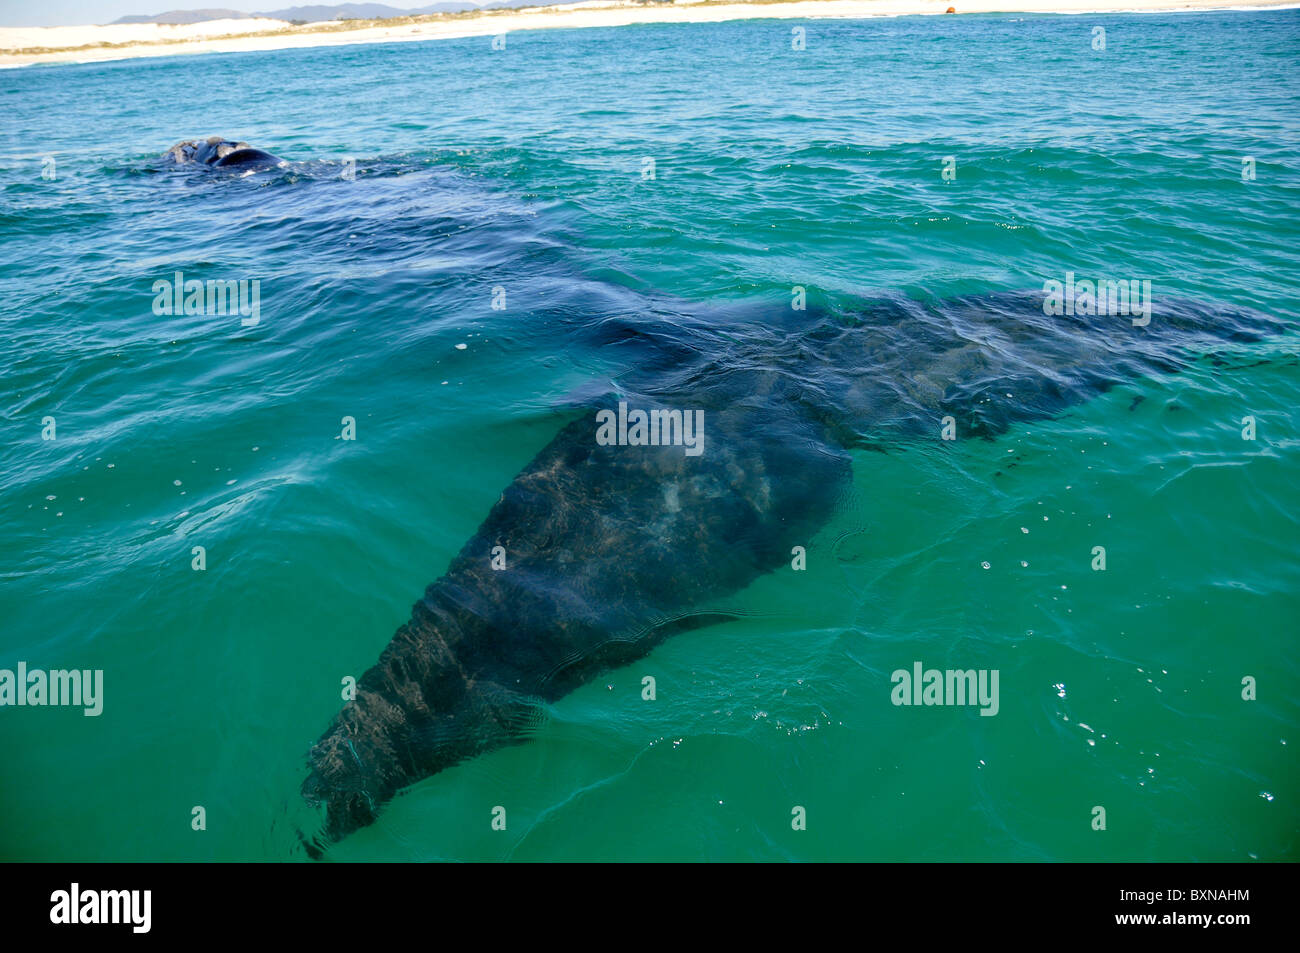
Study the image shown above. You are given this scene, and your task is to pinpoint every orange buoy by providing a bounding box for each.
[947,6,956,11]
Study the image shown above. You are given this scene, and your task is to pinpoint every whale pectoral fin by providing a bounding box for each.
[536,610,744,697]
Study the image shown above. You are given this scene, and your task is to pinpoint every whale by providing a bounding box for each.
[300,288,1287,854]
[161,136,284,169]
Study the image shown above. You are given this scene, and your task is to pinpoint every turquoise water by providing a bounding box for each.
[1,11,1298,861]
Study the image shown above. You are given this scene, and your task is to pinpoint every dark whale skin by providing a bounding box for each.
[302,369,850,849]
[212,147,281,168]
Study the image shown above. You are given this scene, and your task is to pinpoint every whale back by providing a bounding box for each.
[613,289,1289,447]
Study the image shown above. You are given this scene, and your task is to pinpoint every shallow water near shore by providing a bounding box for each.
[1,11,1297,861]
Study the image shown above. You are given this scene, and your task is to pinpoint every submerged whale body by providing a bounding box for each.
[162,136,283,169]
[300,289,1285,853]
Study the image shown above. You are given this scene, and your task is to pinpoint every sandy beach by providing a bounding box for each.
[1,0,1294,68]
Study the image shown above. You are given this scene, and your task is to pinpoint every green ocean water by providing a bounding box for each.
[0,11,1297,861]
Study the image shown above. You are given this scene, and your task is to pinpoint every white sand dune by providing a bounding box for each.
[0,17,295,52]
[1,1,1295,68]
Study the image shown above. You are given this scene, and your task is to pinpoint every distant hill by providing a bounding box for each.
[114,9,252,23]
[259,4,480,21]
[110,4,514,25]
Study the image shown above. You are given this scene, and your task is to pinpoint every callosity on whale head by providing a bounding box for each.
[162,136,284,169]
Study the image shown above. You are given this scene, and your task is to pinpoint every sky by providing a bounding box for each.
[0,0,444,28]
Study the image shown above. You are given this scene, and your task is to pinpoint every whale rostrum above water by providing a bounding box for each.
[299,289,1286,853]
[162,136,284,169]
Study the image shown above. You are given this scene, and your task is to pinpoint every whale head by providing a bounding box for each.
[163,136,284,169]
